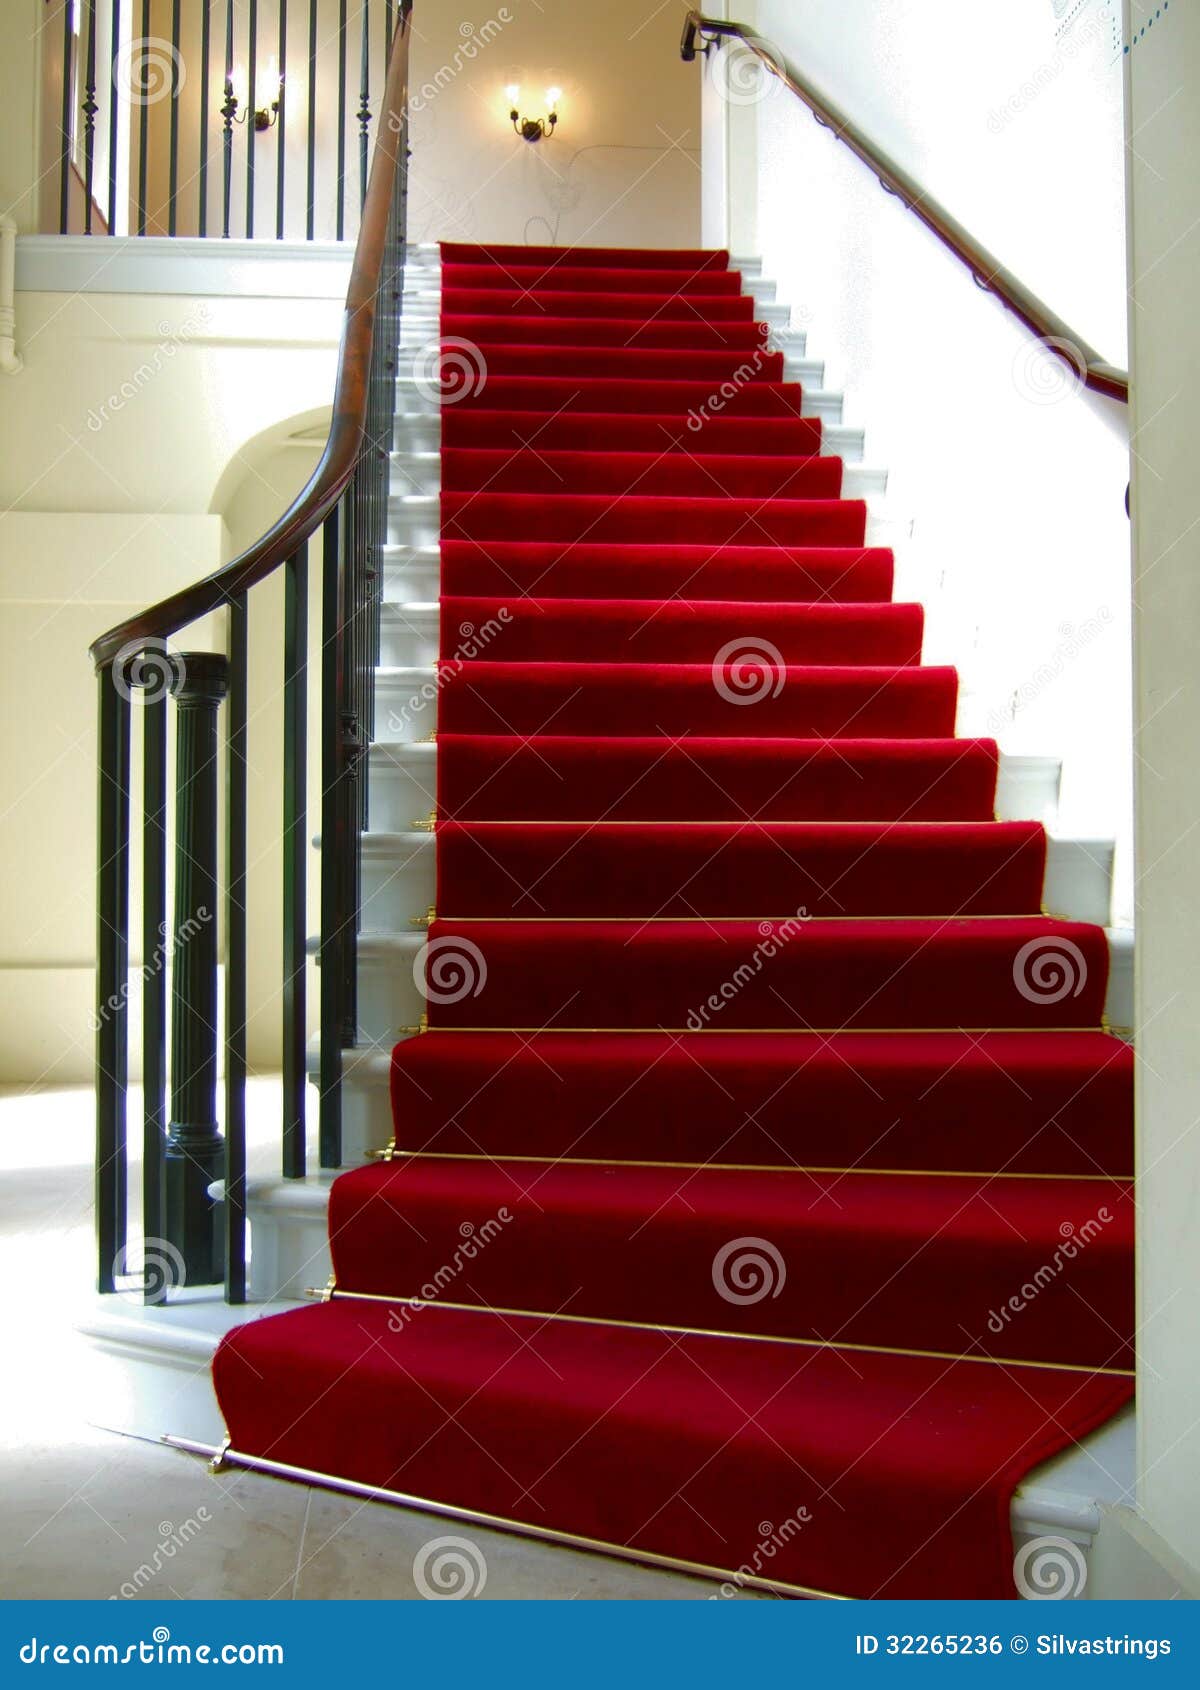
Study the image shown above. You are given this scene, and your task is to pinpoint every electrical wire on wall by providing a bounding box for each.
[522,142,700,245]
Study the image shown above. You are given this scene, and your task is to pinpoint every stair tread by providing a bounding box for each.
[434,817,1046,918]
[330,1156,1133,1369]
[431,732,1000,820]
[434,596,920,667]
[213,1298,1132,1600]
[388,1028,1132,1176]
[436,541,891,602]
[419,915,1111,1031]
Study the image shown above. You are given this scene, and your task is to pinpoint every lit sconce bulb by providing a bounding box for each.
[545,86,562,109]
[505,83,521,103]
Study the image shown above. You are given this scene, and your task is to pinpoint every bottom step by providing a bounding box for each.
[76,1293,1135,1599]
[212,1297,1132,1600]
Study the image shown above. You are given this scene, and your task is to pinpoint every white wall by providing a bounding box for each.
[1124,0,1200,1582]
[710,0,1132,914]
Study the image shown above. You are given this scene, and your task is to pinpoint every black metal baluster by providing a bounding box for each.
[95,666,131,1292]
[163,653,228,1288]
[59,0,75,233]
[136,0,150,234]
[319,507,344,1168]
[142,683,167,1301]
[306,0,317,239]
[221,0,235,238]
[83,1,98,233]
[107,0,121,234]
[275,0,287,240]
[336,0,347,239]
[198,0,212,237]
[245,0,258,238]
[385,0,394,55]
[358,0,371,210]
[337,492,359,1057]
[167,0,181,234]
[225,599,248,1302]
[283,545,308,1179]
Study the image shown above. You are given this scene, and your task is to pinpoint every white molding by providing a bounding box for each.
[0,216,22,374]
[15,235,355,299]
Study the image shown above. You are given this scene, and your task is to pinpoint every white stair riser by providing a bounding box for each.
[79,1323,232,1446]
[1044,839,1114,926]
[383,550,440,600]
[248,1206,332,1301]
[356,938,426,1045]
[380,609,439,668]
[375,667,438,743]
[360,836,436,931]
[368,746,437,826]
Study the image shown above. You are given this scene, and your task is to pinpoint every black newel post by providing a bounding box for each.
[163,652,229,1286]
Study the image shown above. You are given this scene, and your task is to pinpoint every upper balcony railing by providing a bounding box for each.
[681,10,1129,404]
[47,0,399,242]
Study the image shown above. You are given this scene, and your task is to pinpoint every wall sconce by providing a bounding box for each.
[507,84,560,142]
[222,58,283,132]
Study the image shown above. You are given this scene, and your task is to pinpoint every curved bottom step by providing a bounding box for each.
[211,1296,1133,1600]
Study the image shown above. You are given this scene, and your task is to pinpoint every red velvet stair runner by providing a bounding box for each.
[214,243,1134,1600]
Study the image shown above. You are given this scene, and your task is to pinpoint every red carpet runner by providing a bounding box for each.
[214,243,1134,1600]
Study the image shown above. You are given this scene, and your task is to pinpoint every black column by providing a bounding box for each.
[163,652,229,1287]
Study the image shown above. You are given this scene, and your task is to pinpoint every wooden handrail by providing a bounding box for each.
[89,1,414,672]
[681,9,1128,404]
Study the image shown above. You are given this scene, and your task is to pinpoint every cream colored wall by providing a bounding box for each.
[408,0,699,247]
[0,282,342,1082]
[1125,0,1200,1582]
[0,1,42,233]
[0,512,226,1083]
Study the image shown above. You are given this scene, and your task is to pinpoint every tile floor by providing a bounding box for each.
[0,1081,765,1601]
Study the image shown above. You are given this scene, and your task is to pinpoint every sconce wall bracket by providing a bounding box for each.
[511,108,557,143]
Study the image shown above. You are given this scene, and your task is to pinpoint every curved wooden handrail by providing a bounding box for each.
[89,2,413,672]
[681,9,1128,404]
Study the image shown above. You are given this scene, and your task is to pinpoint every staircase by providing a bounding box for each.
[166,242,1132,1601]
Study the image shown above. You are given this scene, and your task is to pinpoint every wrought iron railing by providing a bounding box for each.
[48,0,399,242]
[681,10,1129,404]
[88,0,412,1305]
